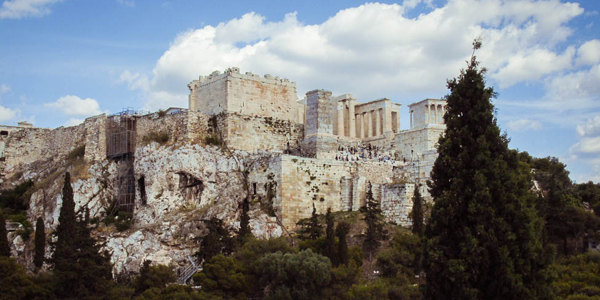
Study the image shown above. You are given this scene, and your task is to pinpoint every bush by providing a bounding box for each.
[142,131,169,145]
[67,145,85,160]
[204,134,222,147]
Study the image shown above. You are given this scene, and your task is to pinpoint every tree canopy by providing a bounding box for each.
[423,43,553,300]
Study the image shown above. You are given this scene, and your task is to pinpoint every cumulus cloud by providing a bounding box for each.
[0,105,18,122]
[124,0,588,111]
[45,95,102,116]
[507,118,542,132]
[570,116,600,181]
[576,40,600,66]
[0,0,62,19]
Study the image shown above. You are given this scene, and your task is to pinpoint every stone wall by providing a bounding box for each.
[188,68,300,123]
[380,183,414,226]
[222,114,304,153]
[395,126,444,160]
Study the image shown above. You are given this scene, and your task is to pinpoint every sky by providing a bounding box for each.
[0,0,599,182]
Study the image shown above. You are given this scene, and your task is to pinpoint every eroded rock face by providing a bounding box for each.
[13,142,283,275]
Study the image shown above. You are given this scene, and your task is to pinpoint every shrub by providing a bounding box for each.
[142,131,169,146]
[67,145,85,160]
[204,133,222,147]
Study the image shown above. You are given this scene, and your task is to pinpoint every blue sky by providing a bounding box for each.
[0,0,599,182]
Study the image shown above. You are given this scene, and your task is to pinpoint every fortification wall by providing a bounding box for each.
[188,71,228,115]
[0,115,110,180]
[278,155,352,228]
[137,112,194,146]
[226,72,298,122]
[223,114,303,152]
[396,126,444,159]
[189,68,300,122]
[380,183,414,226]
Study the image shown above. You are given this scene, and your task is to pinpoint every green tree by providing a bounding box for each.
[324,207,336,263]
[34,217,45,270]
[0,256,50,300]
[336,221,350,266]
[132,260,176,295]
[193,254,246,298]
[297,203,322,241]
[238,195,252,246]
[410,184,424,236]
[423,43,553,299]
[377,231,422,280]
[51,172,114,299]
[258,249,332,300]
[0,213,9,257]
[197,217,234,261]
[360,182,387,260]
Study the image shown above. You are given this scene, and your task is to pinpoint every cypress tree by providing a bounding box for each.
[361,182,387,260]
[423,42,553,300]
[324,207,336,263]
[0,213,9,257]
[51,172,113,298]
[336,221,350,266]
[297,203,322,240]
[410,184,424,236]
[238,195,252,245]
[34,217,45,269]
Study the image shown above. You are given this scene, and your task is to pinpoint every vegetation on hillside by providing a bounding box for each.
[2,41,600,300]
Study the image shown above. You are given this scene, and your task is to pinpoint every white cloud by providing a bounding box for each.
[119,70,150,91]
[64,118,84,127]
[117,0,134,8]
[0,105,18,122]
[576,40,600,66]
[45,95,102,116]
[577,115,600,138]
[0,0,62,19]
[125,1,587,111]
[570,115,600,182]
[507,118,542,132]
[544,63,600,110]
[493,47,576,88]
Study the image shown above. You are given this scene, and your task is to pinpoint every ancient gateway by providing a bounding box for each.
[0,67,447,229]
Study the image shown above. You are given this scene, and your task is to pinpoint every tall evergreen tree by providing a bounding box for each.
[360,182,387,260]
[410,184,424,236]
[238,195,252,246]
[336,221,350,266]
[297,203,323,240]
[51,172,113,299]
[0,213,9,257]
[197,217,234,261]
[324,207,336,263]
[34,217,45,269]
[423,42,553,300]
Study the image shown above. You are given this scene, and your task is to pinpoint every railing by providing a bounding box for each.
[176,256,202,285]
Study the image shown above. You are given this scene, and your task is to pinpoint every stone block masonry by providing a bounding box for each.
[189,67,299,123]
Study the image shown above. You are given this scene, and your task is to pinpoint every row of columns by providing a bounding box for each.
[409,103,446,128]
[426,104,446,124]
[338,107,391,138]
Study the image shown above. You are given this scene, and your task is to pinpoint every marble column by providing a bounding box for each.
[357,113,364,139]
[366,112,371,138]
[348,100,355,138]
[337,101,344,136]
[374,110,381,136]
[383,104,392,133]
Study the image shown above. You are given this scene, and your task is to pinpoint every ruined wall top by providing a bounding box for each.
[188,67,300,122]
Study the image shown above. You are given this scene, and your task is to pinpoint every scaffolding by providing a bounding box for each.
[106,109,137,212]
